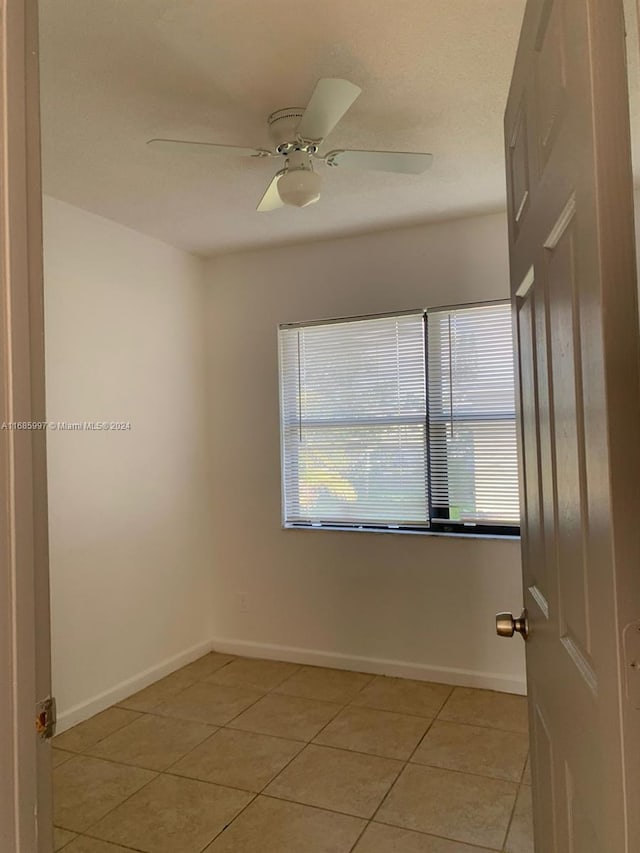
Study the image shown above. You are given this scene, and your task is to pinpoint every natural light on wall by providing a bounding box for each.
[278,302,519,535]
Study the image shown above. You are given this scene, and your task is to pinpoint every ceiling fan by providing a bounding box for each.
[147,78,433,212]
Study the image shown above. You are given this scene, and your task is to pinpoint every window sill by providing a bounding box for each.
[282,523,521,542]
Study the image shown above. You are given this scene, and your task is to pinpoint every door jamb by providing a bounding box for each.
[0,1,53,850]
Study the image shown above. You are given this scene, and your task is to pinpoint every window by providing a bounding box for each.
[426,304,520,531]
[278,302,519,536]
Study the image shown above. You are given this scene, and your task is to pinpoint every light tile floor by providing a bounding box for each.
[53,653,534,853]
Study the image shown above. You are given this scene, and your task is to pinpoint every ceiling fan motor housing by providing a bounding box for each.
[268,108,318,154]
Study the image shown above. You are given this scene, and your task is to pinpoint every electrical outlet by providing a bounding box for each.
[237,592,249,613]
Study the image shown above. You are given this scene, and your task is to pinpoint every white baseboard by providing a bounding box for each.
[56,635,526,733]
[210,636,527,696]
[56,638,215,733]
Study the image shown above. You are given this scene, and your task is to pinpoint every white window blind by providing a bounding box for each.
[427,302,519,527]
[279,313,429,529]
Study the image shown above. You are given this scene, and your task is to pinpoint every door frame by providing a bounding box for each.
[0,1,53,851]
[506,0,640,847]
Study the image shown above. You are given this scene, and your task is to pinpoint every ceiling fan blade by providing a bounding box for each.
[257,171,286,212]
[322,149,433,174]
[147,138,272,158]
[296,78,362,143]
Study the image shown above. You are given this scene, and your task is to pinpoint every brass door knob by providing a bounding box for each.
[496,609,529,640]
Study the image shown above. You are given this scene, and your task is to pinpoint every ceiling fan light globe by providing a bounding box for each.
[277,169,322,208]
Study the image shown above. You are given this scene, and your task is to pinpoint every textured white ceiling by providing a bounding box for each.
[39,0,527,255]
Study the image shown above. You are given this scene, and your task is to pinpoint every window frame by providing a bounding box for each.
[278,300,521,539]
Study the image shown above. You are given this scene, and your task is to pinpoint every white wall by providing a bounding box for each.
[43,197,214,727]
[205,212,527,693]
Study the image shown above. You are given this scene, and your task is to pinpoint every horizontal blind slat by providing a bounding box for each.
[427,302,519,526]
[279,312,428,527]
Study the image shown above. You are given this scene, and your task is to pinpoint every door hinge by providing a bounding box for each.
[623,622,640,710]
[36,696,56,740]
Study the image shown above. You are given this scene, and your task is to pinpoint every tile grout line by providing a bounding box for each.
[271,668,376,701]
[75,687,464,842]
[345,678,454,713]
[108,692,452,775]
[81,664,363,850]
[82,712,216,769]
[151,656,269,853]
[210,663,362,732]
[55,751,162,775]
[365,698,522,850]
[74,833,148,852]
[165,723,308,792]
[224,673,353,744]
[56,768,162,838]
[407,754,528,785]
[187,689,370,853]
[110,652,239,714]
[53,707,147,755]
[500,739,530,852]
[61,691,347,779]
[258,790,376,823]
[246,691,361,802]
[192,790,259,853]
[155,675,291,734]
[434,717,530,736]
[370,817,503,852]
[112,656,228,711]
[371,726,431,822]
[195,723,349,851]
[115,679,201,715]
[58,741,289,801]
[311,723,432,763]
[347,705,530,736]
[109,662,525,735]
[61,696,526,818]
[79,774,259,853]
[57,732,524,831]
[55,654,529,852]
[289,738,406,764]
[187,670,408,827]
[191,721,334,850]
[501,781,526,852]
[346,816,371,853]
[366,718,435,827]
[69,728,526,794]
[55,655,314,844]
[280,653,394,853]
[344,698,451,723]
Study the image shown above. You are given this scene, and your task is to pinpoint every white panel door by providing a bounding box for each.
[504,0,640,850]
